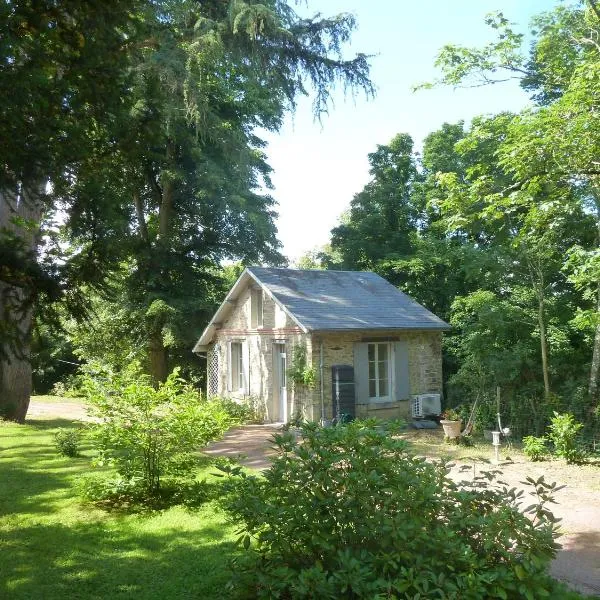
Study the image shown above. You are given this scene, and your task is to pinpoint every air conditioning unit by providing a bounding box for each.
[412,394,441,418]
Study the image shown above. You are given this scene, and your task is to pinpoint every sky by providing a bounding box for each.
[263,0,558,263]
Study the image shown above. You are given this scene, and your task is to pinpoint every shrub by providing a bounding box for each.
[54,428,82,457]
[221,420,562,599]
[522,435,548,461]
[548,412,584,464]
[216,397,254,424]
[83,365,235,500]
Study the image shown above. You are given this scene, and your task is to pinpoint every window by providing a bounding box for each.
[230,342,244,392]
[368,342,391,400]
[251,289,263,328]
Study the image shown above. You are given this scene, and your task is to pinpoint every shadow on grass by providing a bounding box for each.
[25,418,86,431]
[0,421,241,599]
[0,518,239,600]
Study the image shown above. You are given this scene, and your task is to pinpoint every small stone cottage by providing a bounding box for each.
[193,267,449,423]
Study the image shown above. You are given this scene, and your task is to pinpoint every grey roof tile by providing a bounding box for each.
[248,267,450,331]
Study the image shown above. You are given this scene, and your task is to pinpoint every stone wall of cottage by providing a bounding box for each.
[207,283,314,422]
[309,330,443,422]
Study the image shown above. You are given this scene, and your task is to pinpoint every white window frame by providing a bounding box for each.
[229,341,246,394]
[251,288,264,328]
[367,342,393,403]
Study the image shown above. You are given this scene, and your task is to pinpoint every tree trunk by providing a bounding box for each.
[0,281,33,422]
[588,195,600,404]
[0,184,43,422]
[588,290,600,401]
[158,140,175,240]
[537,292,551,399]
[149,331,168,384]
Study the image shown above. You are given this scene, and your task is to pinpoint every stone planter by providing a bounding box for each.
[440,419,462,439]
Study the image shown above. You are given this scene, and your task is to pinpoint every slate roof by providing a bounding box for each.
[194,267,449,351]
[248,267,450,332]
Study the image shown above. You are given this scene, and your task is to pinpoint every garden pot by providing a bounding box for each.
[440,419,462,439]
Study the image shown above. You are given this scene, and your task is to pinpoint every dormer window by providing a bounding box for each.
[251,288,263,328]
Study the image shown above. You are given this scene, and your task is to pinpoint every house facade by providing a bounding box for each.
[193,268,449,423]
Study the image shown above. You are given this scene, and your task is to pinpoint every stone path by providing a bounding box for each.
[203,424,281,470]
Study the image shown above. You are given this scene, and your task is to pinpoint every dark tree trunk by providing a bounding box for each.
[149,332,168,384]
[0,281,32,422]
[0,184,43,422]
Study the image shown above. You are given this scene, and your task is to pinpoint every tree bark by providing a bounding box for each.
[588,283,600,401]
[149,331,168,384]
[0,184,43,422]
[588,196,600,403]
[133,191,149,242]
[537,291,551,400]
[0,281,33,422]
[158,140,175,240]
[525,253,551,399]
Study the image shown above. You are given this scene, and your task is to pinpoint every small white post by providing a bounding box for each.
[492,430,501,464]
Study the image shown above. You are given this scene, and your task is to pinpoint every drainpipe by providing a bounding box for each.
[320,340,325,424]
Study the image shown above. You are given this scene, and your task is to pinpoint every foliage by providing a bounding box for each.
[221,420,563,599]
[215,397,255,426]
[54,428,83,458]
[287,344,316,389]
[440,407,461,421]
[238,395,268,424]
[522,436,548,462]
[547,412,585,464]
[83,365,236,498]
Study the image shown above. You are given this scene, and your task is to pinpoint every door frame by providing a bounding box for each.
[273,342,288,423]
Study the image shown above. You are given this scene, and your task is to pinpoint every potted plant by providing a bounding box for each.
[440,407,462,439]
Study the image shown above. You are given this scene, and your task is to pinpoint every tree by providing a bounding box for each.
[331,134,419,278]
[6,0,374,414]
[81,0,374,383]
[425,2,600,407]
[0,0,142,421]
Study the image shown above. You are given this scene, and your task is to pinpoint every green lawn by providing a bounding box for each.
[0,419,239,599]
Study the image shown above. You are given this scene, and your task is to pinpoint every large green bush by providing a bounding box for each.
[222,421,563,599]
[547,412,584,464]
[84,365,236,499]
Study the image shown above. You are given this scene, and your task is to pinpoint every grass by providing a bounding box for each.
[0,418,240,599]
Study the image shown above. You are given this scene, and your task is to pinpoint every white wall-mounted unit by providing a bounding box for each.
[412,393,441,418]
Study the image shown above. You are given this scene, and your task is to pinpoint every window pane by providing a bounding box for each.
[369,380,376,397]
[379,378,388,397]
[368,344,375,361]
[378,343,388,362]
[368,360,375,380]
[378,359,387,382]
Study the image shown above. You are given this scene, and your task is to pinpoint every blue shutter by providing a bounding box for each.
[353,342,369,404]
[394,341,410,401]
